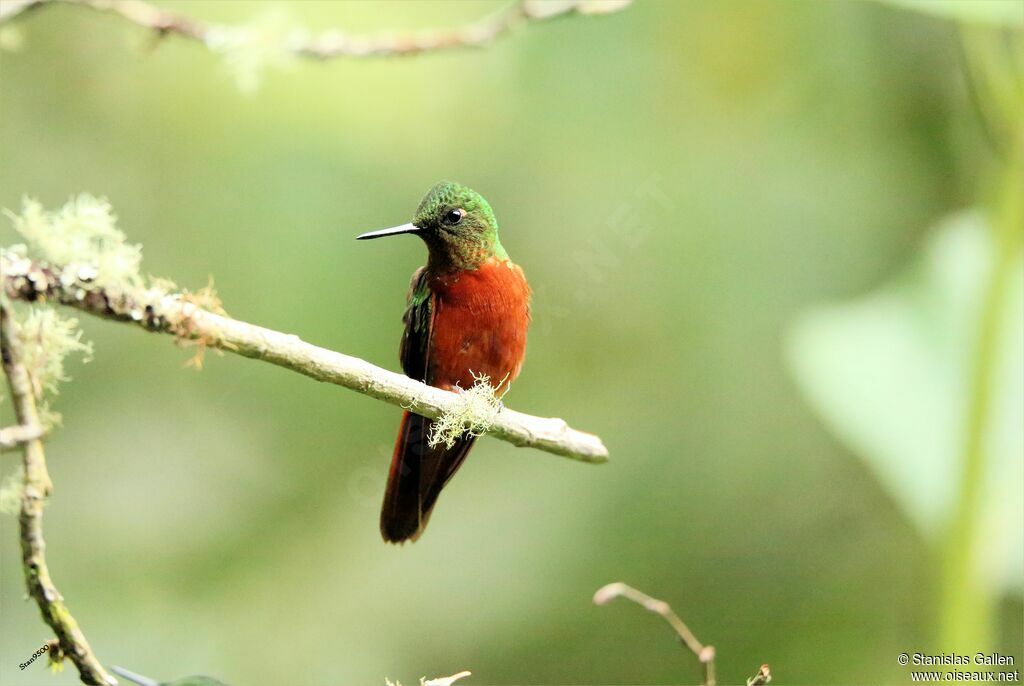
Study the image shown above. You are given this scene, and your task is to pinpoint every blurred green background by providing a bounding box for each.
[1,1,1021,685]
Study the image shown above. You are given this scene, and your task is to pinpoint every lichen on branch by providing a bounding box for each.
[6,307,93,428]
[1,198,100,429]
[428,373,507,449]
[6,194,144,292]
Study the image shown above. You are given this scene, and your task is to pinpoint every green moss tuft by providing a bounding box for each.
[6,194,145,293]
[8,308,94,427]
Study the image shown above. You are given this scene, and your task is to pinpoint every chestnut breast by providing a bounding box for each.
[428,257,531,391]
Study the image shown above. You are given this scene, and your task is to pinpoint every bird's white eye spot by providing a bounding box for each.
[444,208,465,225]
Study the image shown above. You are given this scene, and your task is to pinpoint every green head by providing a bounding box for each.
[358,181,507,271]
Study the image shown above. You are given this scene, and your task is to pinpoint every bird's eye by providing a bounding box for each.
[444,208,464,225]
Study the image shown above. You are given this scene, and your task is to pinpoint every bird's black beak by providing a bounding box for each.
[356,223,419,240]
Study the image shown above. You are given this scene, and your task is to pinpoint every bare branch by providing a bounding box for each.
[594,582,716,686]
[0,421,45,451]
[0,0,633,59]
[1,251,609,463]
[422,671,472,686]
[0,305,116,686]
[594,582,774,686]
[0,0,39,23]
[109,666,158,686]
[747,663,773,686]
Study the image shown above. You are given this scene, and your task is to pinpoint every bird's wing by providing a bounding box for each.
[399,266,432,383]
[382,266,475,543]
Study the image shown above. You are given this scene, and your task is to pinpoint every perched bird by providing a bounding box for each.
[358,181,531,543]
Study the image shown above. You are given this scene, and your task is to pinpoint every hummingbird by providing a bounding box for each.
[358,181,531,543]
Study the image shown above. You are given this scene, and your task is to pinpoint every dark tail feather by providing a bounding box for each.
[380,411,476,543]
[380,411,424,543]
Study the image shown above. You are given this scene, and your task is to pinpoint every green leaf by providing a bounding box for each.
[787,211,1023,593]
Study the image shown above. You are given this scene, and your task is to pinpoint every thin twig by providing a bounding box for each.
[594,582,775,686]
[594,582,717,686]
[109,666,158,686]
[0,305,117,686]
[746,663,773,686]
[0,421,45,451]
[1,251,609,463]
[422,671,473,686]
[0,0,632,59]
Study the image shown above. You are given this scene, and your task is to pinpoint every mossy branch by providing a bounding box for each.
[1,250,609,463]
[0,305,116,686]
[0,0,632,59]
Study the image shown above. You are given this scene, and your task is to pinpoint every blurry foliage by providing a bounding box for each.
[788,211,1023,591]
[789,0,1023,659]
[0,1,1021,685]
